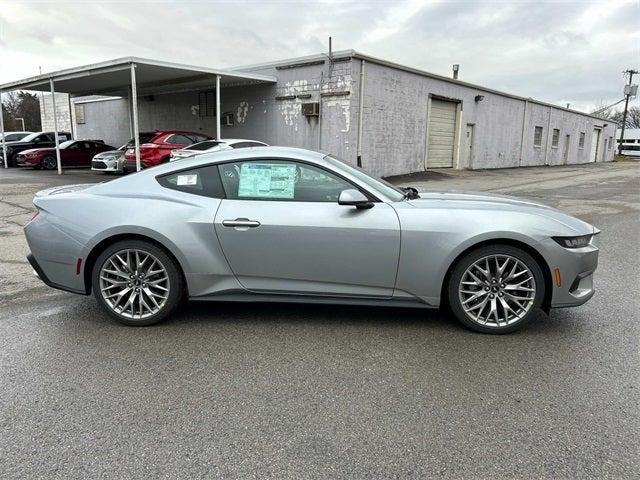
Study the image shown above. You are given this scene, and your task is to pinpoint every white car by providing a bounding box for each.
[170,139,268,161]
[91,144,127,173]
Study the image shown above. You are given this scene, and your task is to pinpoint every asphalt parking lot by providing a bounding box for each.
[1,162,639,478]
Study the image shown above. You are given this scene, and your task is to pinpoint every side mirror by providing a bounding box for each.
[338,189,374,209]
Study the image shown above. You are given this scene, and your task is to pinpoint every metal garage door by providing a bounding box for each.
[427,99,457,168]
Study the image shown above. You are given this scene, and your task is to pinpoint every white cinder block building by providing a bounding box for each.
[37,50,617,177]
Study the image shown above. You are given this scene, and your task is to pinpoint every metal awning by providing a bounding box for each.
[0,57,277,173]
[0,56,276,96]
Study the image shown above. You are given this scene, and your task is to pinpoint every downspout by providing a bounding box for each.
[0,90,7,168]
[519,99,528,166]
[544,105,553,166]
[356,59,366,167]
[318,70,323,150]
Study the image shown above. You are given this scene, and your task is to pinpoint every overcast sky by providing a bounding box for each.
[0,0,638,112]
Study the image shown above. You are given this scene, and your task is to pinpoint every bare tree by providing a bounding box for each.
[1,91,42,131]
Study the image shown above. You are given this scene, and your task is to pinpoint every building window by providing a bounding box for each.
[608,137,613,149]
[579,132,586,149]
[74,104,85,124]
[552,129,560,148]
[533,126,543,147]
[198,91,217,118]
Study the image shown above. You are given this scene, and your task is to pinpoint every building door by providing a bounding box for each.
[427,99,457,168]
[590,128,601,163]
[464,124,474,168]
[563,134,570,164]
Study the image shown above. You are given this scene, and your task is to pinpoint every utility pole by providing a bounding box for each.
[618,69,639,155]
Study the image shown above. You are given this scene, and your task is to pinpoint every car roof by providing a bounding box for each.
[218,139,267,144]
[154,130,211,136]
[115,147,329,180]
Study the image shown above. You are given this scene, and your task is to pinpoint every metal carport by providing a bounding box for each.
[0,57,277,173]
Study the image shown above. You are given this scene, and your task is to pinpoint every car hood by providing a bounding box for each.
[3,140,33,147]
[407,191,596,234]
[20,147,53,155]
[94,150,124,158]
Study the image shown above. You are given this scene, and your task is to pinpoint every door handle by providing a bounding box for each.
[222,218,261,228]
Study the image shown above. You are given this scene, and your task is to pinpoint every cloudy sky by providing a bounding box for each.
[0,0,638,112]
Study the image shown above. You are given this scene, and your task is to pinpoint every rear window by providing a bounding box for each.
[187,141,221,151]
[157,165,225,198]
[166,134,196,145]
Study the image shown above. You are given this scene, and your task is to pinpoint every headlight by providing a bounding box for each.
[552,234,593,248]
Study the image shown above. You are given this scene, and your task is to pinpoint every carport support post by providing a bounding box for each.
[216,75,221,140]
[0,90,7,169]
[130,63,141,172]
[49,78,63,175]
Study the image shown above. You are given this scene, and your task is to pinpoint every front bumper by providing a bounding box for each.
[91,158,120,172]
[543,234,599,308]
[15,155,40,167]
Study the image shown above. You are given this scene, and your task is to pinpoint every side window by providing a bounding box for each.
[167,134,194,145]
[157,165,225,198]
[67,142,80,150]
[218,160,355,202]
[36,134,52,142]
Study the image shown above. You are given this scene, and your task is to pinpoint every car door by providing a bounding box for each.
[62,142,83,166]
[81,142,98,166]
[213,159,401,298]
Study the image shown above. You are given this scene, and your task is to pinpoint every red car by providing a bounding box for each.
[15,140,115,169]
[124,130,212,171]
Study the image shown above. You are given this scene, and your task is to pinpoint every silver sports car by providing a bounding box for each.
[24,147,599,333]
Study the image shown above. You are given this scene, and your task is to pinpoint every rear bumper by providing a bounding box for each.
[27,253,87,295]
[24,214,89,295]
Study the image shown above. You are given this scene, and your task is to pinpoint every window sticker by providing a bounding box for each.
[238,163,296,199]
[176,174,199,186]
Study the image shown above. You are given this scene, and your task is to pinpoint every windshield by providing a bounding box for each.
[324,155,405,201]
[16,132,41,143]
[186,140,221,151]
[58,140,75,149]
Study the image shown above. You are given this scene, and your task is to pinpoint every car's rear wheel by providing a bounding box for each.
[447,244,545,334]
[92,240,183,326]
[42,155,57,170]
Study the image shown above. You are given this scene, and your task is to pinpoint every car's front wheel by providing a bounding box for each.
[447,244,545,334]
[92,240,183,326]
[41,155,57,170]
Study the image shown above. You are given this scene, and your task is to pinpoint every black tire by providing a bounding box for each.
[91,239,184,326]
[447,244,545,334]
[42,155,57,170]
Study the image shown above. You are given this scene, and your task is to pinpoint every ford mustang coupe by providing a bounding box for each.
[24,147,599,333]
[16,139,115,169]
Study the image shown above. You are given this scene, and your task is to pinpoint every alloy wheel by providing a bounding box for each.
[98,249,170,320]
[458,254,536,327]
[42,156,57,170]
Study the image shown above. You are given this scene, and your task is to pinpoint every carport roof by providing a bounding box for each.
[0,57,277,96]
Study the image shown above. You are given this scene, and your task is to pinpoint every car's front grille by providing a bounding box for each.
[92,161,107,169]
